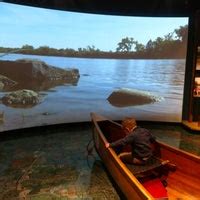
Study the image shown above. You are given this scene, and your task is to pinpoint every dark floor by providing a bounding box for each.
[0,122,199,200]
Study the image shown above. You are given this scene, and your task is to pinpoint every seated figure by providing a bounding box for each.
[106,117,156,165]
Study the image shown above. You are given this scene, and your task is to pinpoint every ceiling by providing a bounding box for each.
[3,0,200,17]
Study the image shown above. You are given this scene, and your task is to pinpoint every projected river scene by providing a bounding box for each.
[0,3,188,132]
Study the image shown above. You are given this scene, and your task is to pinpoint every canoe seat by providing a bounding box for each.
[126,156,170,178]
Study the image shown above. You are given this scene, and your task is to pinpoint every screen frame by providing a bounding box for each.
[0,0,197,133]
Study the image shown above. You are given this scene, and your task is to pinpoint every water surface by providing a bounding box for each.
[0,54,186,132]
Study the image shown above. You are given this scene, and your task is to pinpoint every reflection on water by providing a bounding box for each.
[9,79,79,92]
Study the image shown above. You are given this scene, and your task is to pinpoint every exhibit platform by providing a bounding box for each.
[182,120,200,131]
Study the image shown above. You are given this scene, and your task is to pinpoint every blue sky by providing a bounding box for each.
[0,2,188,51]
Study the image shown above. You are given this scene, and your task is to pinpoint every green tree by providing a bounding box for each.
[134,41,145,52]
[21,44,34,50]
[174,25,188,43]
[86,45,100,52]
[116,37,135,52]
[146,39,155,51]
[154,37,164,54]
[37,46,50,54]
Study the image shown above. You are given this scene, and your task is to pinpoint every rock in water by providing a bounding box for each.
[0,75,17,91]
[0,59,80,91]
[2,89,40,108]
[107,88,163,107]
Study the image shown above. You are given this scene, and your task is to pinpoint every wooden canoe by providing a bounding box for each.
[90,112,200,200]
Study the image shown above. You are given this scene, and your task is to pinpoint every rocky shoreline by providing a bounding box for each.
[0,59,80,108]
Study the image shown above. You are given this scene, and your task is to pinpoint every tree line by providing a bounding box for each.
[0,25,188,59]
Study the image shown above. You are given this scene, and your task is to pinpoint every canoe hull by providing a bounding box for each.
[91,112,154,200]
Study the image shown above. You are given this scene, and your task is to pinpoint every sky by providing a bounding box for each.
[0,2,188,52]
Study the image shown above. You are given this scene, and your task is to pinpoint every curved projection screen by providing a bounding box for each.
[0,2,188,132]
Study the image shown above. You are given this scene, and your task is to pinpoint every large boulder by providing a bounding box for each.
[16,59,80,81]
[2,89,41,108]
[0,59,80,91]
[0,75,17,91]
[107,88,163,107]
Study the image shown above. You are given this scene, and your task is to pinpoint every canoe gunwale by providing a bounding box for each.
[158,140,200,162]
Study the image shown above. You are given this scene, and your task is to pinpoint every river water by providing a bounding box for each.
[0,54,186,132]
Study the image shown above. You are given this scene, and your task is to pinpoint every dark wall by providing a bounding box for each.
[182,15,196,120]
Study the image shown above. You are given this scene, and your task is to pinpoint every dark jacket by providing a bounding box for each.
[110,127,156,160]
